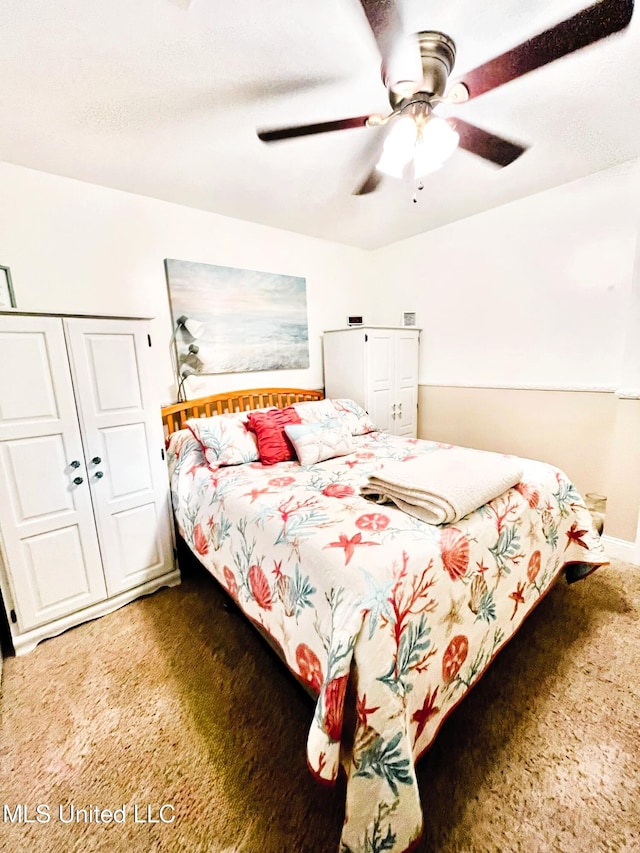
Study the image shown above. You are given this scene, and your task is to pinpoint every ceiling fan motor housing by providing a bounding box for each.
[386,31,457,109]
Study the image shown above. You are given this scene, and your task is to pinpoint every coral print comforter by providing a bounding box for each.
[168,422,606,853]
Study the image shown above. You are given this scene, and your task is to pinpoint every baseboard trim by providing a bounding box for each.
[602,534,639,565]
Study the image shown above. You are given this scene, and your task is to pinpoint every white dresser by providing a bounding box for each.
[323,326,420,437]
[0,312,179,654]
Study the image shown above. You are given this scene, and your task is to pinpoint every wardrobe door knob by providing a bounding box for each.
[95,471,104,479]
[73,476,84,485]
[70,460,81,469]
[91,457,102,465]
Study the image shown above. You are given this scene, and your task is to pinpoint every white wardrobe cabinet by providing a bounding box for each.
[0,313,179,654]
[323,326,420,437]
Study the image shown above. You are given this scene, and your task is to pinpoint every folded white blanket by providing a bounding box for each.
[360,447,524,525]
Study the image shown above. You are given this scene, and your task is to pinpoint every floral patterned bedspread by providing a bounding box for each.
[168,429,606,853]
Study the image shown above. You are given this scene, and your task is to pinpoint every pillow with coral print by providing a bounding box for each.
[332,398,377,436]
[185,412,260,467]
[292,398,340,425]
[284,418,356,466]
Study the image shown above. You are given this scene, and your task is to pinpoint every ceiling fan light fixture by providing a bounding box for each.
[377,112,459,181]
[376,115,417,177]
[413,116,459,178]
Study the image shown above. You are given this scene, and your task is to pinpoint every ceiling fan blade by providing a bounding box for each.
[358,1,423,96]
[358,0,404,64]
[458,0,634,99]
[453,119,527,167]
[246,73,350,102]
[351,127,387,195]
[442,82,470,105]
[258,115,371,143]
[354,169,383,195]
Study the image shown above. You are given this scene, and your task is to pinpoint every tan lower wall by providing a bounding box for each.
[418,385,640,543]
[602,398,640,544]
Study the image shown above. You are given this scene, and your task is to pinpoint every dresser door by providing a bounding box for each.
[64,318,174,596]
[0,316,106,631]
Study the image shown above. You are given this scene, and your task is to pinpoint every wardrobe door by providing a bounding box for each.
[64,318,174,596]
[393,330,419,437]
[0,316,106,632]
[364,328,395,433]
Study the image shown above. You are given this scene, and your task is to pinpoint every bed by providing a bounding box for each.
[162,387,607,853]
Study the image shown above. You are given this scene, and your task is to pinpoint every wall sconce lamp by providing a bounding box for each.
[177,363,198,402]
[175,314,205,340]
[171,314,205,402]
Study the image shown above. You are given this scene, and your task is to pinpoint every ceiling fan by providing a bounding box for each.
[257,0,634,195]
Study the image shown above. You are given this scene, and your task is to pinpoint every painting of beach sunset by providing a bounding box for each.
[165,259,309,373]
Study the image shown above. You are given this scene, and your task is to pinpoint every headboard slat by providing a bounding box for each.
[161,387,324,436]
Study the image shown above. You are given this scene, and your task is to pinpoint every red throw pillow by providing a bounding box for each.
[246,407,302,465]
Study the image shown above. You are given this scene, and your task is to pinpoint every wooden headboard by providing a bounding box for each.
[161,387,324,436]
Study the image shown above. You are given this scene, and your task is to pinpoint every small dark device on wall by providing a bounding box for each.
[347,315,363,326]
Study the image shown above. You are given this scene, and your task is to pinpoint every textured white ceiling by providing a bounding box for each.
[2,0,638,249]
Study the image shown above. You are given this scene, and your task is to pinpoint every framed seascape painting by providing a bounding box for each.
[164,259,309,374]
[0,266,16,309]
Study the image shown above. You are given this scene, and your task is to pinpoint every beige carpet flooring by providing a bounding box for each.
[0,556,638,853]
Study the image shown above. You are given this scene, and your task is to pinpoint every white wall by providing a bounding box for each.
[6,158,637,403]
[368,159,640,547]
[368,160,640,393]
[0,161,369,403]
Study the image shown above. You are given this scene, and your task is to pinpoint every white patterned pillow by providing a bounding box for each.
[332,398,377,435]
[284,418,356,466]
[186,412,259,467]
[292,398,340,424]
